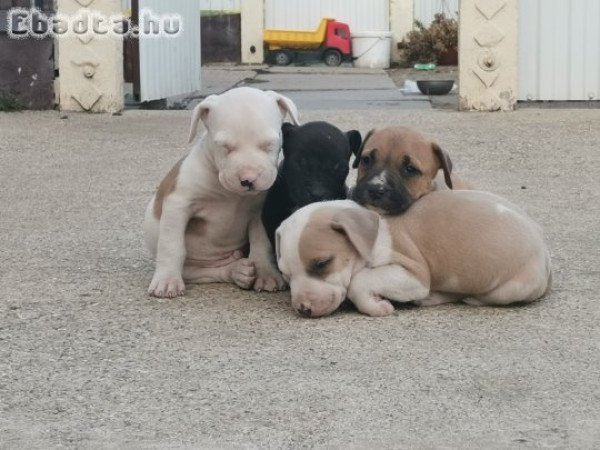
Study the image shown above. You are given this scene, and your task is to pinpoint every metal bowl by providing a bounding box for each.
[416,80,455,95]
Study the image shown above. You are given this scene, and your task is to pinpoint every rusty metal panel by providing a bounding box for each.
[519,0,600,101]
[0,1,54,109]
[265,0,389,33]
[201,13,240,64]
[0,36,54,109]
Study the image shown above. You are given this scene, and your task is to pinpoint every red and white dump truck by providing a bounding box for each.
[263,18,352,66]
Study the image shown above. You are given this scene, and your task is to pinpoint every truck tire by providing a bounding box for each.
[273,50,292,66]
[323,49,342,67]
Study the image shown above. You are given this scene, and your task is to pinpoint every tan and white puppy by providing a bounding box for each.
[276,192,551,317]
[351,126,472,215]
[144,87,300,298]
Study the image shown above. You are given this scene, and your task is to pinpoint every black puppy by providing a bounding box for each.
[262,121,362,248]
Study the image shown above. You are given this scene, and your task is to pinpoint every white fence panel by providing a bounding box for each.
[138,0,201,101]
[414,0,459,27]
[519,0,600,101]
[200,0,241,11]
[265,0,389,32]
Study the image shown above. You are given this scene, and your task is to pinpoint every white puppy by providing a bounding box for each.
[144,87,300,298]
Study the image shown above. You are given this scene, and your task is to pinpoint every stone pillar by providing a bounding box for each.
[57,0,123,113]
[241,0,264,64]
[458,0,518,111]
[389,0,414,63]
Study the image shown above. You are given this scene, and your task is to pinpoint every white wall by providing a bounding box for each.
[519,0,600,101]
[138,0,201,101]
[124,0,241,12]
[414,0,459,27]
[265,0,389,32]
[200,0,241,11]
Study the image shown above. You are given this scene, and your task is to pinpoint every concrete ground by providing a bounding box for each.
[1,100,600,448]
[185,65,431,111]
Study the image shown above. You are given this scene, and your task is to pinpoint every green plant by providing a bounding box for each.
[398,13,459,65]
[0,91,25,112]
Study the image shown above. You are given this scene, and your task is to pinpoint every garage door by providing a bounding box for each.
[519,0,600,101]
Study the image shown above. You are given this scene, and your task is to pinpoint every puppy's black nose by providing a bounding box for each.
[368,185,388,200]
[298,304,312,317]
[308,187,329,201]
[240,179,254,190]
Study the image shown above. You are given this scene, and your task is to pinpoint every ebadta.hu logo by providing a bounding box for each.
[6,7,182,39]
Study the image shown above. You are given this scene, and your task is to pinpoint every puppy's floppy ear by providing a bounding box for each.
[266,91,301,126]
[352,128,375,168]
[345,130,362,160]
[281,122,297,157]
[188,95,218,143]
[331,207,379,264]
[432,142,453,189]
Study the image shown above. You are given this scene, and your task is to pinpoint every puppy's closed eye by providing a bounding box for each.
[401,156,422,177]
[403,164,422,177]
[309,257,334,275]
[261,140,279,152]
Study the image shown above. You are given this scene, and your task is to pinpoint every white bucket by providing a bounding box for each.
[351,31,393,69]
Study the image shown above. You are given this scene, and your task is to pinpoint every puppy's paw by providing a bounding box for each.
[253,265,287,292]
[230,258,256,290]
[148,273,186,298]
[354,295,395,317]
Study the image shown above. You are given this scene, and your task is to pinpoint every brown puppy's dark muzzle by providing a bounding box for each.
[367,184,389,200]
[351,171,413,215]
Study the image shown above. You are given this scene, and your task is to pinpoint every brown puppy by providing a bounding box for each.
[350,126,471,214]
[276,194,551,318]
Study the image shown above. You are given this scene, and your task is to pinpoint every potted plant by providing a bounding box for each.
[397,13,458,66]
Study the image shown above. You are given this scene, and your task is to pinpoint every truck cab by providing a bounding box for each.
[325,21,351,57]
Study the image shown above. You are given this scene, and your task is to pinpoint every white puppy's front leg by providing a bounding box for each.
[182,251,256,290]
[348,265,429,317]
[247,213,287,292]
[149,196,190,298]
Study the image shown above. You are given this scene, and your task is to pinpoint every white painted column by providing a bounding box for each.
[389,0,414,63]
[458,0,518,111]
[241,0,264,64]
[57,0,123,113]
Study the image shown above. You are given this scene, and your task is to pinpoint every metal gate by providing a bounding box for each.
[136,0,201,102]
[519,0,600,101]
